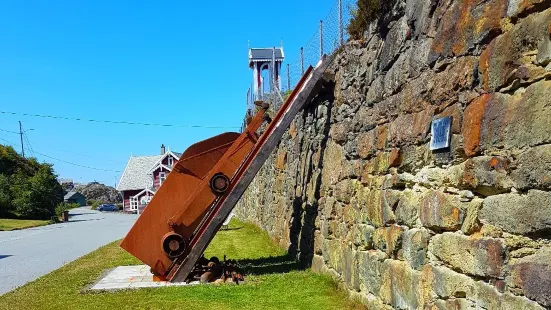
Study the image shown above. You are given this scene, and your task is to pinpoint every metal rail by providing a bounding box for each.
[168,54,335,282]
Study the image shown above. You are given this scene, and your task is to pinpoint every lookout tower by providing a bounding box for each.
[249,47,284,100]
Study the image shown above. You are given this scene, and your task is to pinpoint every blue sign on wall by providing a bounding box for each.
[430,117,452,151]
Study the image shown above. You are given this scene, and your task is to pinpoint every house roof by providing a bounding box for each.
[249,48,284,67]
[64,191,84,200]
[117,155,163,191]
[147,150,182,174]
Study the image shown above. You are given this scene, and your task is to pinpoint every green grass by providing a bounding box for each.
[0,219,364,310]
[0,218,51,231]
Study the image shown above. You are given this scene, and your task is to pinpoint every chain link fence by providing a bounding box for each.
[243,0,356,130]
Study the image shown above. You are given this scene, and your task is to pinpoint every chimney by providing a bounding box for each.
[160,144,166,155]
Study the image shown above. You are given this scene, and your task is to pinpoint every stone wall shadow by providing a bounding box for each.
[287,80,335,268]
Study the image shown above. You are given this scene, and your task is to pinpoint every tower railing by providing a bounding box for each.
[243,0,355,129]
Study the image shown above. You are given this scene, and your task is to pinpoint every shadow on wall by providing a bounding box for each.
[239,254,304,275]
[288,81,335,268]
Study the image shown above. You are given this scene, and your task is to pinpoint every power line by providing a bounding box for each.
[31,150,122,172]
[0,128,19,134]
[0,134,120,172]
[56,148,122,165]
[0,136,17,146]
[0,111,241,129]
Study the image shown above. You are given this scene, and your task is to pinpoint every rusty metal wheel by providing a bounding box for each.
[210,173,230,195]
[161,232,188,259]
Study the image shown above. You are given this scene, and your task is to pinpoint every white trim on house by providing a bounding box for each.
[132,188,156,199]
[130,197,139,211]
[146,151,181,174]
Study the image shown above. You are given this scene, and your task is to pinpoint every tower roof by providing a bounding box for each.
[249,48,284,68]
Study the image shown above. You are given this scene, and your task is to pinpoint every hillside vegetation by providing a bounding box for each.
[0,144,64,220]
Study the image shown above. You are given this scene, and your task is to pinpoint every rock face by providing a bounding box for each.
[75,182,122,204]
[237,1,551,309]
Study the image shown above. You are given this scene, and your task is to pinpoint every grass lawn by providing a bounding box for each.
[0,218,51,231]
[0,219,364,310]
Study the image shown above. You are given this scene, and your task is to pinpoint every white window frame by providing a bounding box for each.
[130,197,139,211]
[168,156,173,167]
[159,172,166,185]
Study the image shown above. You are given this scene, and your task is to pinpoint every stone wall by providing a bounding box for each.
[236,0,551,309]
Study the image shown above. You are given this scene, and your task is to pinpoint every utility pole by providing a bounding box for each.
[319,20,324,59]
[19,121,24,158]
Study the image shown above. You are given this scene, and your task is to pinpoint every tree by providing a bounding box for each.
[0,144,64,219]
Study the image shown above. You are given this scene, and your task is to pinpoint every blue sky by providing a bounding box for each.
[0,0,339,186]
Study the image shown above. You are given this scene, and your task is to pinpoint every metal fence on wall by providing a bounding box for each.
[243,0,356,128]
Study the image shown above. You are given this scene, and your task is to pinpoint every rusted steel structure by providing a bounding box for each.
[120,54,334,282]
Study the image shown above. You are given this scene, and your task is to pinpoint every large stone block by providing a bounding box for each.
[358,250,386,294]
[510,247,551,306]
[479,9,551,91]
[511,144,551,190]
[429,0,508,63]
[457,156,514,196]
[389,107,434,146]
[378,259,427,309]
[372,225,405,258]
[402,228,431,270]
[358,188,399,227]
[429,57,478,104]
[320,140,344,187]
[507,0,551,17]
[429,233,506,278]
[419,190,465,231]
[357,130,377,159]
[395,188,423,227]
[462,81,551,155]
[481,190,551,235]
[379,17,409,71]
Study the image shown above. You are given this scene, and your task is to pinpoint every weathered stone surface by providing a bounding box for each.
[429,0,508,63]
[237,4,551,309]
[379,17,409,71]
[329,121,350,144]
[510,247,551,306]
[388,107,434,146]
[511,144,551,190]
[463,81,551,154]
[402,228,430,270]
[358,188,399,227]
[372,225,405,258]
[479,9,551,91]
[357,130,377,159]
[508,0,551,17]
[462,94,490,157]
[320,140,344,187]
[358,250,385,294]
[275,151,287,170]
[429,57,478,104]
[457,156,515,196]
[405,0,436,38]
[378,259,428,309]
[419,190,465,231]
[429,233,506,278]
[481,190,551,235]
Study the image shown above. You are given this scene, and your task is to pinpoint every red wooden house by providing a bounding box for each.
[117,145,181,213]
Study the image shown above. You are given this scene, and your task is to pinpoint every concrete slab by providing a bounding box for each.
[90,265,199,291]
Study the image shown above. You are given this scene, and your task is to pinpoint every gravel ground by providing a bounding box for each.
[0,207,137,295]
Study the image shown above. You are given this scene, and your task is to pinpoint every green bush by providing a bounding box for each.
[115,203,123,211]
[347,0,398,40]
[90,200,101,210]
[0,145,63,220]
[55,202,79,217]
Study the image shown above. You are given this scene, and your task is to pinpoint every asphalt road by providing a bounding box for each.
[0,207,137,295]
